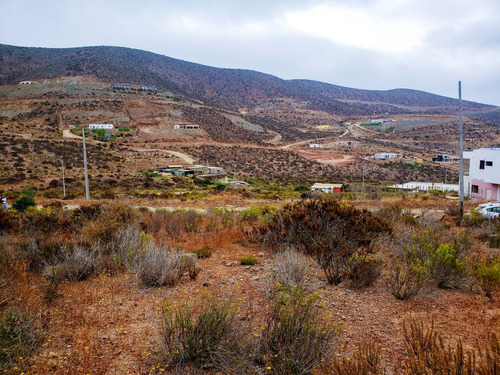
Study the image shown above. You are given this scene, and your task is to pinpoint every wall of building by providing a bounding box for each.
[468,179,500,201]
[464,148,500,185]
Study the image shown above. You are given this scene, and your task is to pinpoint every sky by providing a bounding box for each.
[1,0,499,105]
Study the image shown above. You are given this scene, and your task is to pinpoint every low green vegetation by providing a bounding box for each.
[239,255,258,266]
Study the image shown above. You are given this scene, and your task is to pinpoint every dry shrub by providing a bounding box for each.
[132,242,181,287]
[57,244,101,282]
[257,285,340,375]
[265,248,313,294]
[111,224,142,268]
[79,202,138,253]
[388,262,427,300]
[345,254,384,289]
[315,340,384,375]
[254,198,391,285]
[375,204,416,226]
[160,291,250,373]
[403,318,499,374]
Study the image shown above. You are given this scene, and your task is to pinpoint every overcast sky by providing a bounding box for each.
[1,0,499,105]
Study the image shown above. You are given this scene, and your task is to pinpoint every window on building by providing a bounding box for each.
[479,160,485,169]
[486,161,493,167]
[471,185,479,194]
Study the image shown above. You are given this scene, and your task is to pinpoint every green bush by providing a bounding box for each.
[294,185,311,192]
[12,188,36,212]
[390,230,471,296]
[160,291,249,372]
[195,246,212,259]
[389,262,428,300]
[429,241,467,289]
[470,256,500,300]
[240,256,258,266]
[257,285,340,374]
[0,308,43,367]
[239,205,276,223]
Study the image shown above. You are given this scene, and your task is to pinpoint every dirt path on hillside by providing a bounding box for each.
[62,129,81,139]
[164,150,195,164]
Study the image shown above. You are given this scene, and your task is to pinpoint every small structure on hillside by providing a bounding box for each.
[375,153,398,160]
[309,144,324,148]
[432,154,459,162]
[140,85,157,91]
[311,183,343,194]
[19,81,32,85]
[174,124,199,130]
[387,182,459,194]
[89,124,114,130]
[110,83,131,89]
[335,140,359,147]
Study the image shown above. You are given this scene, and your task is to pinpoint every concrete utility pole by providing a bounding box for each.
[82,128,90,201]
[459,81,464,221]
[361,166,365,198]
[61,159,66,198]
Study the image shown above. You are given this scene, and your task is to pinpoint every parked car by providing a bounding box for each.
[475,202,500,219]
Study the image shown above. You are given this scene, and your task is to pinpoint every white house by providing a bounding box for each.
[463,148,500,201]
[311,183,343,193]
[375,153,398,160]
[174,124,199,129]
[89,124,114,130]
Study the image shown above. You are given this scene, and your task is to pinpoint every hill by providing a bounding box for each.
[1,44,497,115]
[1,44,500,194]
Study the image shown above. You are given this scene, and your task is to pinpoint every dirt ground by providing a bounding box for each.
[8,206,497,375]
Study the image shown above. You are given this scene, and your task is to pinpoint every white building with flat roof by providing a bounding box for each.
[89,124,114,129]
[463,148,500,201]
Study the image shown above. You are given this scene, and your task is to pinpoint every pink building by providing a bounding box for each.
[463,148,500,201]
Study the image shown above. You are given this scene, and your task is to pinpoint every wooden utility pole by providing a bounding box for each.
[82,128,90,201]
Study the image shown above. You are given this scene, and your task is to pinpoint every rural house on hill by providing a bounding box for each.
[463,148,500,201]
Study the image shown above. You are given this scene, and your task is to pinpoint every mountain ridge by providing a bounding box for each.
[1,43,497,116]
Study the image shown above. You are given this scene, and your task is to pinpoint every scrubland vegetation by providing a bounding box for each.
[0,195,499,374]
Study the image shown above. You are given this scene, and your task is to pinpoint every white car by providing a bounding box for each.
[475,202,500,219]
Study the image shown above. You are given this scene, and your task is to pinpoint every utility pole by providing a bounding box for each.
[82,128,90,201]
[361,166,365,198]
[61,159,66,198]
[459,81,464,221]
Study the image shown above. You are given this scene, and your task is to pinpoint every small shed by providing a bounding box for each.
[311,183,343,193]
